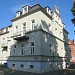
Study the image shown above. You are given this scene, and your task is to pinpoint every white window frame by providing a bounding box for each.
[31,19,35,30]
[14,25,18,33]
[31,42,34,55]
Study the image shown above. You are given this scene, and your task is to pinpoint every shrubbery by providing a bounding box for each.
[0,64,4,68]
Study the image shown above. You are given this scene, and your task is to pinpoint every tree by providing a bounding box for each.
[71,1,75,24]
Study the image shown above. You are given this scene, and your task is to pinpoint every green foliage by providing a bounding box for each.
[71,1,75,24]
[71,1,75,16]
[0,64,4,68]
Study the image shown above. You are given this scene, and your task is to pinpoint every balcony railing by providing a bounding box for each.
[1,42,8,48]
[13,30,26,37]
[13,30,29,41]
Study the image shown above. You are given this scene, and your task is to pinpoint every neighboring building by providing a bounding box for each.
[69,40,75,64]
[0,4,70,73]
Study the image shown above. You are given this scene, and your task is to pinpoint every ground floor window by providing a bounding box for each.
[12,64,15,67]
[30,65,34,68]
[50,64,52,68]
[21,64,24,68]
[12,64,15,70]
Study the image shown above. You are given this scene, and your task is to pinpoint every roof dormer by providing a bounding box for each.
[45,7,51,16]
[22,5,30,14]
[16,11,22,17]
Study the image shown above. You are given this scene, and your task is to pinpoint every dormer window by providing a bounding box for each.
[16,11,22,17]
[24,7,27,13]
[3,27,9,33]
[6,27,9,32]
[22,6,29,14]
[46,7,51,15]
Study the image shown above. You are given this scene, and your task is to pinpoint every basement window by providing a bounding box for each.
[21,64,24,68]
[30,65,34,68]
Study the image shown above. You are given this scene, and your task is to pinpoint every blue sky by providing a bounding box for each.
[0,0,74,40]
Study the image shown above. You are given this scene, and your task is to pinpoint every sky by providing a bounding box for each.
[0,0,74,40]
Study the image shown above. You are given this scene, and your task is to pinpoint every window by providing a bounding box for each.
[14,45,16,48]
[30,65,34,68]
[7,37,9,39]
[55,28,58,36]
[23,6,28,14]
[48,23,52,31]
[23,22,26,31]
[55,45,57,51]
[24,7,27,13]
[21,44,24,55]
[13,49,15,55]
[3,38,5,43]
[13,45,16,55]
[17,12,19,17]
[50,64,52,67]
[31,42,34,55]
[12,64,15,67]
[64,34,66,41]
[6,27,9,32]
[47,8,50,14]
[49,44,52,55]
[22,49,23,55]
[31,19,35,30]
[7,37,10,41]
[21,64,24,68]
[60,32,62,37]
[61,48,63,53]
[23,22,26,35]
[14,26,18,33]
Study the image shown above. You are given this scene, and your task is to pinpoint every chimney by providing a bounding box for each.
[16,11,22,17]
[55,5,59,14]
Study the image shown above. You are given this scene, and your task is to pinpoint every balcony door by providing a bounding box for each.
[22,22,26,36]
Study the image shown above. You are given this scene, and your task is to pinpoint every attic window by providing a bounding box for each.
[16,12,19,17]
[6,27,9,32]
[48,8,50,12]
[24,7,27,13]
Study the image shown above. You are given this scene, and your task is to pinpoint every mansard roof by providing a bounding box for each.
[11,4,52,22]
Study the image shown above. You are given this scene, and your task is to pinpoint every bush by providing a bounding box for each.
[0,64,4,68]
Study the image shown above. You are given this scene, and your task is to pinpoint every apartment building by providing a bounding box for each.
[69,40,75,64]
[0,4,70,73]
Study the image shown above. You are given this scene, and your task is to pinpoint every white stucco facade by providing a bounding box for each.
[0,4,70,73]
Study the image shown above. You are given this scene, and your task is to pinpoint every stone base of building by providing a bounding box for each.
[0,60,69,73]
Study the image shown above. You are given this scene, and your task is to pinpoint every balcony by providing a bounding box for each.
[13,31,29,41]
[1,42,8,48]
